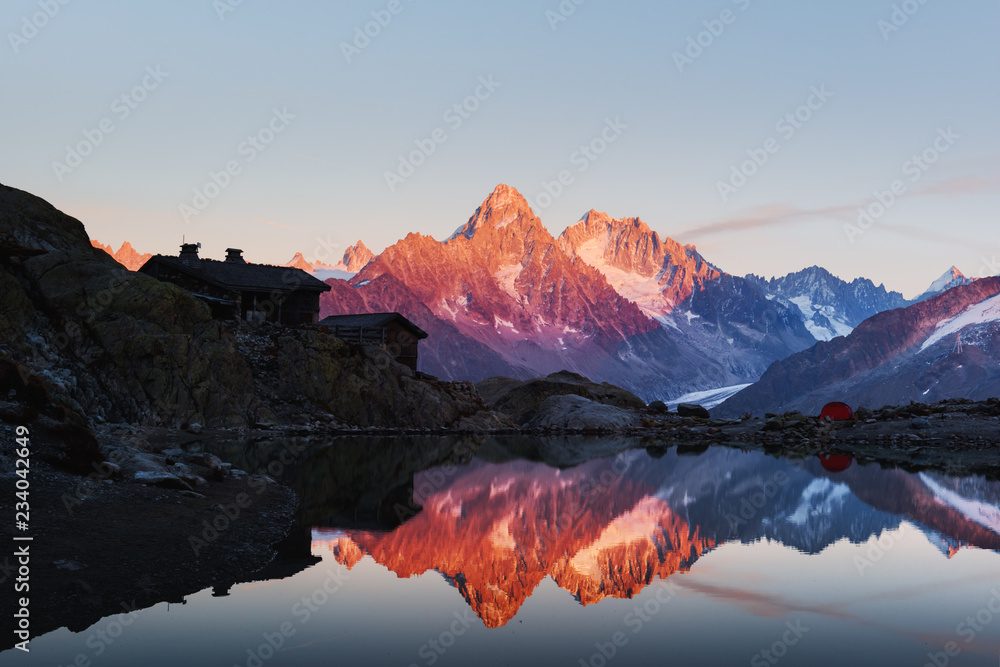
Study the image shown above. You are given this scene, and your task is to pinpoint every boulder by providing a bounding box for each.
[677,403,711,419]
[478,371,646,425]
[527,394,638,431]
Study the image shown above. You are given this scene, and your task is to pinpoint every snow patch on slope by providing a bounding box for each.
[494,264,523,300]
[494,316,519,333]
[919,474,1000,535]
[920,294,1000,352]
[788,296,854,341]
[666,384,752,411]
[575,238,669,315]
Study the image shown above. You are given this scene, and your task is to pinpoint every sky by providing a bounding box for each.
[2,0,998,298]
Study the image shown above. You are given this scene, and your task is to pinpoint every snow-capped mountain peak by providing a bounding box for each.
[914,266,973,302]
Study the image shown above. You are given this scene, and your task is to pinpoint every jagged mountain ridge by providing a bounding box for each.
[556,211,816,363]
[341,241,375,272]
[557,210,722,312]
[746,266,910,342]
[286,241,374,278]
[88,187,983,402]
[90,240,152,271]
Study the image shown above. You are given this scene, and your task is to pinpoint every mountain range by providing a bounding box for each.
[285,241,375,280]
[317,185,976,401]
[89,184,991,407]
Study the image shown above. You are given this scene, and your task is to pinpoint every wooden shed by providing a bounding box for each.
[319,313,428,371]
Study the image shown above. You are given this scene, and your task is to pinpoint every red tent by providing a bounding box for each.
[820,402,855,421]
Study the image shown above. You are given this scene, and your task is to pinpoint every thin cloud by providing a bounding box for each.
[912,176,998,197]
[677,176,1000,243]
[676,203,857,240]
[675,578,1000,654]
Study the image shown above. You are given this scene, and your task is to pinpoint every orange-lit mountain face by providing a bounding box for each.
[320,185,816,399]
[286,241,374,274]
[90,240,152,271]
[355,185,658,354]
[319,457,713,628]
[558,210,722,315]
[341,241,375,272]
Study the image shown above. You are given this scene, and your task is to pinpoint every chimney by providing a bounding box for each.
[225,248,246,264]
[179,243,201,267]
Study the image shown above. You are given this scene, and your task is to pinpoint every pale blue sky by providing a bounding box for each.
[2,0,998,296]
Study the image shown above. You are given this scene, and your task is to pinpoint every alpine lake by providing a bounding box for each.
[5,434,1000,667]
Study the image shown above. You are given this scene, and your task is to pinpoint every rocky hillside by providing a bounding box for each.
[717,277,1000,417]
[0,183,505,431]
[476,370,647,425]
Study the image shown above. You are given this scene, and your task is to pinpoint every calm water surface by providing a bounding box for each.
[5,437,1000,666]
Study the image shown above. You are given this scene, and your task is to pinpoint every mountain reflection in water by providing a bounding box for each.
[205,436,1000,632]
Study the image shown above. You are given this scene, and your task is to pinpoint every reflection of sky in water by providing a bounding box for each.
[5,448,1000,667]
